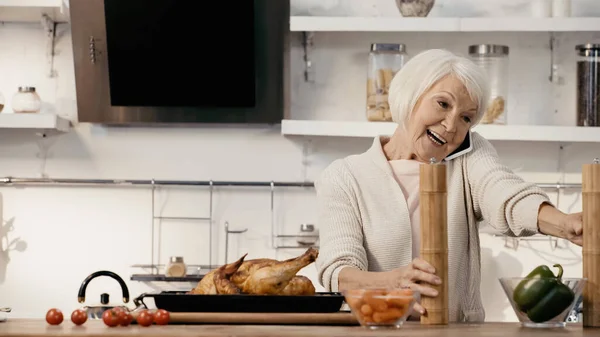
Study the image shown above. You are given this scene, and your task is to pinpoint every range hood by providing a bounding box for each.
[69,0,290,126]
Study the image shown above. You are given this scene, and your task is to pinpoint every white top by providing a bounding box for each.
[388,159,421,259]
[314,133,551,322]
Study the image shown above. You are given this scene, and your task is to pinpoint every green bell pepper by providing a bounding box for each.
[512,264,575,323]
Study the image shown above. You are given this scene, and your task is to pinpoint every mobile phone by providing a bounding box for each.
[444,131,473,161]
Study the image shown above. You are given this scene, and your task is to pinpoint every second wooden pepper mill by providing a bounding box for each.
[583,158,600,327]
[419,157,449,325]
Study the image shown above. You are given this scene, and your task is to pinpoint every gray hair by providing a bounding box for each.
[388,49,491,129]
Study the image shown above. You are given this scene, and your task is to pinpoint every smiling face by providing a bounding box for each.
[403,75,478,163]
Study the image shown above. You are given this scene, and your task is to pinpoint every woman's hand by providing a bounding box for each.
[337,258,441,317]
[561,212,583,246]
[389,258,441,316]
[537,203,583,247]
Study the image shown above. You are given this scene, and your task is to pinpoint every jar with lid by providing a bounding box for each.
[296,224,319,246]
[12,87,41,113]
[468,44,509,125]
[165,256,187,277]
[576,44,600,127]
[366,43,407,122]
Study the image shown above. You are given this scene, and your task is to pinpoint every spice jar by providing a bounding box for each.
[366,43,407,122]
[576,44,600,127]
[468,45,509,125]
[12,87,41,113]
[165,256,187,277]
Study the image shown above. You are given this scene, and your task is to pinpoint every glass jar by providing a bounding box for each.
[468,44,509,125]
[296,223,319,246]
[165,256,187,277]
[12,87,41,113]
[366,43,407,122]
[576,44,600,127]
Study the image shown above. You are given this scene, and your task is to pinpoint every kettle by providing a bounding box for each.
[77,270,130,319]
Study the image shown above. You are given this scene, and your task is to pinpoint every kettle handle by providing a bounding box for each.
[77,270,130,304]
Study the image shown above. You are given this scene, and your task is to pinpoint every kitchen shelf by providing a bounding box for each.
[0,113,70,133]
[290,16,600,32]
[130,274,205,283]
[130,263,214,283]
[291,16,459,32]
[459,17,600,32]
[0,0,61,6]
[0,0,69,22]
[281,119,600,143]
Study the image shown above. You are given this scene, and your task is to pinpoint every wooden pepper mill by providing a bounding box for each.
[419,157,449,325]
[583,158,600,328]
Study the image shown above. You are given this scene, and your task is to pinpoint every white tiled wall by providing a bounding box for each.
[0,0,598,322]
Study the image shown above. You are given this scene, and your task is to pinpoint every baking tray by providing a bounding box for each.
[133,291,345,313]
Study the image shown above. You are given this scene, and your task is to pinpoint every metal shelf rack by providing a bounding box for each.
[0,176,585,274]
[0,176,315,282]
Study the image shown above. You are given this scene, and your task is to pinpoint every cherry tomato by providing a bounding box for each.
[136,310,154,327]
[102,309,120,327]
[111,307,124,313]
[118,311,133,326]
[46,308,63,325]
[70,309,87,326]
[153,309,170,325]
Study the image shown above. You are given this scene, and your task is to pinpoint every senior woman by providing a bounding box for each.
[314,48,583,323]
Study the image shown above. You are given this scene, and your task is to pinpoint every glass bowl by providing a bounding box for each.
[342,288,417,329]
[498,277,585,328]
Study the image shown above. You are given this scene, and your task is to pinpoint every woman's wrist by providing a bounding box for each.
[537,202,568,239]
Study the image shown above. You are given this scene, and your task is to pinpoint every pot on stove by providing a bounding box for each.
[77,270,130,319]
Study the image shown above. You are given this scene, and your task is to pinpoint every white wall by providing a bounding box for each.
[0,0,598,322]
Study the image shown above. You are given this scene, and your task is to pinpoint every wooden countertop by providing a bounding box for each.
[0,319,596,337]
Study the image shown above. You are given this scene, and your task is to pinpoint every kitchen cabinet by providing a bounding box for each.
[0,320,593,336]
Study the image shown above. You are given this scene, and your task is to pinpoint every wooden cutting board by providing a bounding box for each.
[166,312,359,325]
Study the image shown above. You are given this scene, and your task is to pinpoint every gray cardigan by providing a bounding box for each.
[314,132,551,322]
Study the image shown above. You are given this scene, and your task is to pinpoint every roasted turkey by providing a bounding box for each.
[189,247,318,295]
